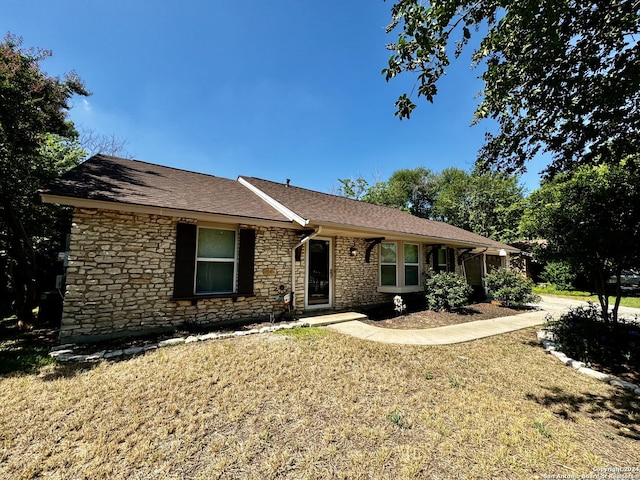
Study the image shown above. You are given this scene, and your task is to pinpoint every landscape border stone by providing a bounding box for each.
[49,320,311,363]
[537,328,639,397]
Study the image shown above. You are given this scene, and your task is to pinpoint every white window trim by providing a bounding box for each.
[404,243,420,287]
[378,241,423,294]
[194,226,238,294]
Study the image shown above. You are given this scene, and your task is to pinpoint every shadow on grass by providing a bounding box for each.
[526,385,640,440]
[0,315,79,378]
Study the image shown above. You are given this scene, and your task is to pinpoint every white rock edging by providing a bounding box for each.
[537,329,639,396]
[49,320,311,363]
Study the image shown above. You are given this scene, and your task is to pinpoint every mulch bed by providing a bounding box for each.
[362,302,527,330]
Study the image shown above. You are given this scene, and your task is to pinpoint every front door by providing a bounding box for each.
[306,238,332,308]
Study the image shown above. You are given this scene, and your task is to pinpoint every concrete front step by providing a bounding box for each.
[302,311,368,327]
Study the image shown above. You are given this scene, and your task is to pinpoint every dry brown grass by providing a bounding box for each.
[1,327,638,479]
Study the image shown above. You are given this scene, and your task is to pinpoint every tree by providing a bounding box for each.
[519,156,640,322]
[383,0,640,176]
[0,34,88,324]
[430,168,525,242]
[336,165,524,242]
[363,167,439,217]
[338,167,439,216]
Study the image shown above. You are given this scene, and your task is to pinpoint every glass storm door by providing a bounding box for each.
[307,238,331,308]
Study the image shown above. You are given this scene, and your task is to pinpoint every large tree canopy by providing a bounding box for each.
[338,166,524,243]
[519,156,640,322]
[0,34,88,324]
[383,0,640,176]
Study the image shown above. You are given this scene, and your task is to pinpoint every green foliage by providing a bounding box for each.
[336,177,369,201]
[520,157,640,321]
[424,272,472,311]
[274,326,327,339]
[338,166,524,242]
[548,304,639,373]
[431,167,525,243]
[0,343,56,376]
[541,261,576,291]
[533,421,552,439]
[383,0,640,175]
[0,34,88,324]
[387,410,410,429]
[484,268,540,308]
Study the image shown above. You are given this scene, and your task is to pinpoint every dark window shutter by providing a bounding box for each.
[173,223,197,298]
[237,228,256,295]
[447,248,455,273]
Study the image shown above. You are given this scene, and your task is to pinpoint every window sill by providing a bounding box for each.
[171,293,255,305]
[377,286,423,294]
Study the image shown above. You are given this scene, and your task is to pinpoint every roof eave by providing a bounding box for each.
[40,193,298,229]
[305,220,519,253]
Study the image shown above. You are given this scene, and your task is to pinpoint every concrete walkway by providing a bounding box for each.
[322,295,640,346]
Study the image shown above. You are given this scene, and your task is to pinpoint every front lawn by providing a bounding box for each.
[0,328,637,479]
[533,286,640,309]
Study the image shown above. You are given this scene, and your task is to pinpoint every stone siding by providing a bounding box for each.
[61,208,470,342]
[62,209,299,342]
[333,237,389,308]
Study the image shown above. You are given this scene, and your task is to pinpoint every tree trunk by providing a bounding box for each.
[1,198,37,325]
[612,268,622,324]
[593,269,610,323]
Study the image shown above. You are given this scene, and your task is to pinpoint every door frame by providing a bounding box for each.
[304,237,333,310]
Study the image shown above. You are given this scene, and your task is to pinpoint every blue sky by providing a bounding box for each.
[3,0,545,193]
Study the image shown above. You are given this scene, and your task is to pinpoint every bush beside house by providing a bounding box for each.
[485,268,540,308]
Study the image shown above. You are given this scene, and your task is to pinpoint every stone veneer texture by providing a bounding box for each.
[62,208,460,342]
[62,209,299,342]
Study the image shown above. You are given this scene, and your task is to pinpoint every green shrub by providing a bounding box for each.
[541,261,576,291]
[424,272,472,311]
[548,304,639,371]
[484,268,540,308]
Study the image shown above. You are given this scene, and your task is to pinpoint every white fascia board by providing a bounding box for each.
[237,177,309,227]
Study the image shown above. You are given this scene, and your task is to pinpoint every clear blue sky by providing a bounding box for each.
[3,0,545,193]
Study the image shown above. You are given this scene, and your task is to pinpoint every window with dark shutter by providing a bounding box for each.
[172,223,256,300]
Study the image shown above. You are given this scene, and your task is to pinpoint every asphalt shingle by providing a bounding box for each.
[42,155,290,223]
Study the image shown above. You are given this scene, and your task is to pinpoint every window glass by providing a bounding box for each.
[380,243,397,286]
[196,262,234,292]
[404,244,419,264]
[405,265,419,286]
[381,265,397,286]
[197,229,235,258]
[196,228,236,293]
[380,243,397,263]
[437,248,447,267]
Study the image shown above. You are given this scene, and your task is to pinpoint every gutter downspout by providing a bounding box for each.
[291,226,322,312]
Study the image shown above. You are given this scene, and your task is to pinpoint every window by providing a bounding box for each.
[436,248,448,273]
[404,243,419,286]
[379,242,422,292]
[380,242,397,286]
[196,228,237,293]
[173,224,255,300]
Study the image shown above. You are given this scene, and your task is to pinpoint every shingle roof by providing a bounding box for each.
[41,155,290,223]
[43,155,516,251]
[240,177,517,251]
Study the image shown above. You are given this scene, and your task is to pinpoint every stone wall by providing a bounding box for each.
[61,208,469,342]
[333,237,389,308]
[61,208,299,342]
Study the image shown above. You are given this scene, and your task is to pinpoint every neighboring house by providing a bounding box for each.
[41,155,518,342]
